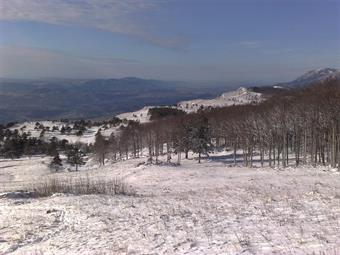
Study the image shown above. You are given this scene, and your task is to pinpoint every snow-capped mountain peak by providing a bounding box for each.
[295,68,338,82]
[281,68,340,87]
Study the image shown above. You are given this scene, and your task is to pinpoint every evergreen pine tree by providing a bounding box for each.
[67,145,85,171]
[49,153,63,171]
[190,115,212,163]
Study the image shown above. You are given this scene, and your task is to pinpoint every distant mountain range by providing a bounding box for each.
[0,68,338,124]
[0,77,234,124]
[174,67,340,113]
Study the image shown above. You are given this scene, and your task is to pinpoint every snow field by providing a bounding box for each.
[0,154,340,254]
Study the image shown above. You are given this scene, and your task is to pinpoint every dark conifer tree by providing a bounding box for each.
[67,145,85,171]
[49,153,63,172]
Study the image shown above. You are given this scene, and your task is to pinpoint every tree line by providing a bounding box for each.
[92,77,340,169]
[0,128,89,171]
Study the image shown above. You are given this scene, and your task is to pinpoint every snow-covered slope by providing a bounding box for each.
[177,87,263,112]
[295,68,339,83]
[0,154,339,254]
[116,106,152,123]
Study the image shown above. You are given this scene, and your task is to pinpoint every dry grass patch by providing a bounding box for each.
[12,176,137,197]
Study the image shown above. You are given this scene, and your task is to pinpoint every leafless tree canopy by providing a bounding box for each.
[105,78,340,168]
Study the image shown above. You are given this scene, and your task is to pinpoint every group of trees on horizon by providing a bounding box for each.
[1,77,340,170]
[92,77,340,169]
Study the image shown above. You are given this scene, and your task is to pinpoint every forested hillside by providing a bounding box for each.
[1,77,339,170]
[109,77,340,168]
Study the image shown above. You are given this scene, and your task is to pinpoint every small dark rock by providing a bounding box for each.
[46,209,58,214]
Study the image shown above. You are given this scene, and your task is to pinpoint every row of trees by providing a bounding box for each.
[0,128,88,171]
[49,146,86,172]
[92,114,212,165]
[92,78,340,169]
[0,129,54,158]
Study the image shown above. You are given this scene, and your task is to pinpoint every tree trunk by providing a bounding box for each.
[177,151,181,165]
[269,143,272,167]
[282,132,287,168]
[233,142,237,166]
[332,123,337,168]
[166,142,171,163]
[303,128,307,164]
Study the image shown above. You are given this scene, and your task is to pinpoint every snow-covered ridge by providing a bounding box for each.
[115,87,264,122]
[116,106,152,123]
[288,68,340,87]
[177,87,263,113]
[9,86,263,144]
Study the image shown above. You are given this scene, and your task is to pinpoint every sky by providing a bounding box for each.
[0,0,339,84]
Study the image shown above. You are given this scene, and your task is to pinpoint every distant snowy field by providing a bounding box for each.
[0,153,339,255]
[10,121,119,145]
[177,87,263,113]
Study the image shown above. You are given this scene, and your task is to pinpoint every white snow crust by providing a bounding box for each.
[0,153,339,254]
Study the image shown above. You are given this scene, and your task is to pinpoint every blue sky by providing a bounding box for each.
[0,0,339,83]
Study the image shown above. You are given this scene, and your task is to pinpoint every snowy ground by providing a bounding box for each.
[0,154,340,254]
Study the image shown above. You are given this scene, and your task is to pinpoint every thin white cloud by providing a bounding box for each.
[0,0,153,34]
[0,46,143,78]
[3,46,333,82]
[0,46,256,81]
[0,0,186,48]
[239,41,264,49]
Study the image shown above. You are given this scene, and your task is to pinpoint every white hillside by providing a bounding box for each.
[281,68,340,87]
[177,87,263,112]
[115,87,263,122]
[295,68,340,83]
[116,106,152,123]
[116,87,263,122]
